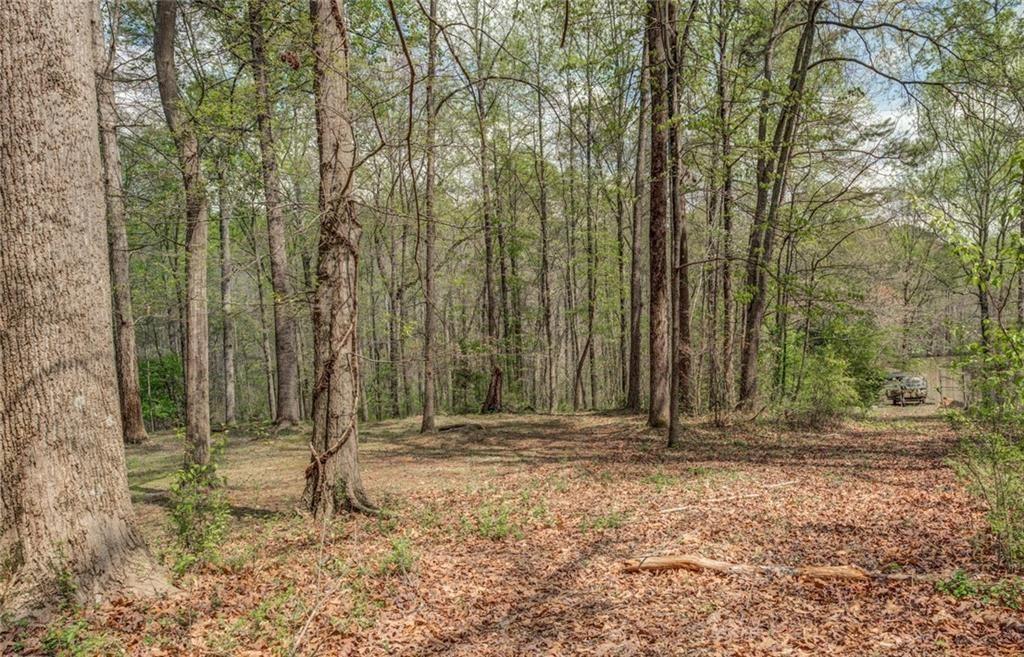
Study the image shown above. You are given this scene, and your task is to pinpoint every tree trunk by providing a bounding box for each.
[534,48,555,413]
[249,0,300,428]
[154,0,211,465]
[626,37,649,412]
[94,7,148,444]
[667,0,698,448]
[420,0,438,432]
[738,0,820,409]
[480,112,503,412]
[216,170,237,425]
[647,0,670,428]
[304,0,374,519]
[0,0,168,615]
[717,5,735,410]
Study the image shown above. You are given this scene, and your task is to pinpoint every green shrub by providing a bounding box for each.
[168,462,230,574]
[138,355,184,429]
[781,352,861,428]
[947,329,1024,566]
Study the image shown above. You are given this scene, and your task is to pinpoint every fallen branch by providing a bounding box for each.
[437,423,484,432]
[622,554,868,579]
[660,480,797,514]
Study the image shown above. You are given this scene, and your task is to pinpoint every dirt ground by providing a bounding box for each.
[6,410,1024,656]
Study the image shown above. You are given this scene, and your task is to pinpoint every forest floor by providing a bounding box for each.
[8,408,1024,656]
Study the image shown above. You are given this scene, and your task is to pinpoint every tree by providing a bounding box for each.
[94,1,148,444]
[647,0,670,427]
[249,0,301,428]
[421,0,439,433]
[154,0,212,465]
[304,0,374,518]
[0,0,168,615]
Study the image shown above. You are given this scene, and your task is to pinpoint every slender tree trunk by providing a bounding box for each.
[585,50,598,409]
[250,0,300,428]
[717,4,735,409]
[738,0,820,409]
[480,108,503,412]
[626,37,649,412]
[94,8,148,444]
[420,0,438,432]
[304,0,374,519]
[647,0,670,427]
[217,171,237,425]
[534,59,555,412]
[154,0,211,465]
[1,0,168,615]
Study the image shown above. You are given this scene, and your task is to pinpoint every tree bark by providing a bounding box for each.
[0,0,168,616]
[94,5,148,444]
[154,1,211,465]
[647,0,670,427]
[667,0,698,447]
[304,0,374,519]
[420,0,438,432]
[249,0,300,428]
[534,41,555,413]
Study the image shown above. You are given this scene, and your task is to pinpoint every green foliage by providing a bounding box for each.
[936,570,1024,609]
[138,355,184,429]
[948,329,1024,565]
[42,620,124,657]
[378,537,416,576]
[781,352,861,428]
[580,511,626,531]
[816,317,887,407]
[466,503,522,541]
[168,463,230,574]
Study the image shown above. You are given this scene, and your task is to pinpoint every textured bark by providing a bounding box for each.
[667,0,698,446]
[304,0,374,519]
[626,38,649,412]
[154,1,211,465]
[647,0,670,427]
[0,0,168,616]
[420,0,438,433]
[250,0,300,427]
[93,7,148,444]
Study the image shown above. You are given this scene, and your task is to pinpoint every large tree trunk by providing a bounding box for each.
[249,0,300,428]
[94,6,148,444]
[716,5,735,411]
[420,0,438,433]
[154,1,211,465]
[304,0,374,519]
[626,37,649,412]
[667,0,698,447]
[0,0,168,616]
[647,0,670,428]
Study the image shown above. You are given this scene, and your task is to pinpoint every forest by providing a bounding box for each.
[2,0,1024,654]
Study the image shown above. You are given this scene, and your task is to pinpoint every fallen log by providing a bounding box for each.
[622,554,869,580]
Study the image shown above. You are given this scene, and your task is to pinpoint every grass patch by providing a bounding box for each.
[581,510,627,531]
[935,570,1024,609]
